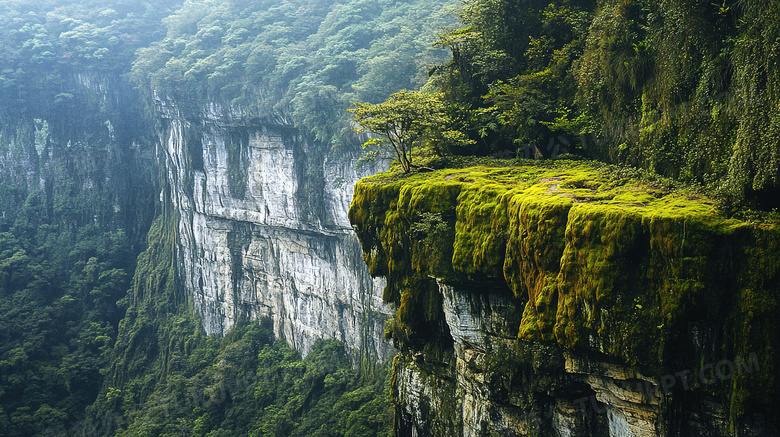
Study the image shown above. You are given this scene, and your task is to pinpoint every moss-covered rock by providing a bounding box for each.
[349,160,780,426]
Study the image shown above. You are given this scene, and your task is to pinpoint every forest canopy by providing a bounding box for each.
[0,0,182,119]
[354,0,780,209]
[129,0,456,150]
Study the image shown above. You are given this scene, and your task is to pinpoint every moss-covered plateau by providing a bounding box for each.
[349,160,780,420]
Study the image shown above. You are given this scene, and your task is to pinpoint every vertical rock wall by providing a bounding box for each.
[0,72,155,244]
[157,101,393,360]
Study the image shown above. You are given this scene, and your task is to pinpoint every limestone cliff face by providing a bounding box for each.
[155,99,393,360]
[350,164,780,436]
[0,72,155,243]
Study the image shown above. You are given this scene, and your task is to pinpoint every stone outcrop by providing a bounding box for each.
[350,163,780,436]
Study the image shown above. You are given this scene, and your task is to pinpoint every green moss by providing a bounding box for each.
[725,226,780,425]
[452,183,511,279]
[350,160,780,423]
[351,177,462,341]
[505,191,572,343]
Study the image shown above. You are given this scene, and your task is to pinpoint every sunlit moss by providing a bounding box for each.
[350,160,780,424]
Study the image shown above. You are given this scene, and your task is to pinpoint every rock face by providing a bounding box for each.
[350,165,780,436]
[156,101,393,360]
[0,72,155,244]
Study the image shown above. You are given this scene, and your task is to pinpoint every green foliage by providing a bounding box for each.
[366,0,777,207]
[250,340,394,437]
[75,207,394,436]
[102,324,394,437]
[0,222,135,437]
[428,0,594,152]
[350,90,474,172]
[130,0,456,151]
[0,0,180,119]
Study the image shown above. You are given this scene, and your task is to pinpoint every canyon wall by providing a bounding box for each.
[155,100,393,360]
[0,72,155,245]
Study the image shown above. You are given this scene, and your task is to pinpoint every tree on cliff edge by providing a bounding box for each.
[350,90,473,172]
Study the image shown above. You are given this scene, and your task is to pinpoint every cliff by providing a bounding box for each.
[0,71,155,243]
[0,70,161,434]
[349,161,780,436]
[123,0,455,364]
[155,99,393,360]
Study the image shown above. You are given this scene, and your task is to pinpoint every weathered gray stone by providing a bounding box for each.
[157,100,393,360]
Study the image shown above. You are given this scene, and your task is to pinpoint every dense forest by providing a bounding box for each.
[1,0,779,435]
[129,0,455,149]
[0,1,170,435]
[354,0,780,212]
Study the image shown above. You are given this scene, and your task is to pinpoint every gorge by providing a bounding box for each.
[1,0,779,436]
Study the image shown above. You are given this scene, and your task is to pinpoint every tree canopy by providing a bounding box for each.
[0,0,181,119]
[357,0,780,209]
[130,0,456,151]
[350,90,473,172]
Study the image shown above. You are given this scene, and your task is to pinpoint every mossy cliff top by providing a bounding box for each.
[349,160,780,419]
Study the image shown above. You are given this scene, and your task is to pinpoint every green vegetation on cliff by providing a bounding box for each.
[349,159,780,425]
[0,0,181,120]
[355,0,780,209]
[83,208,393,437]
[130,0,455,150]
